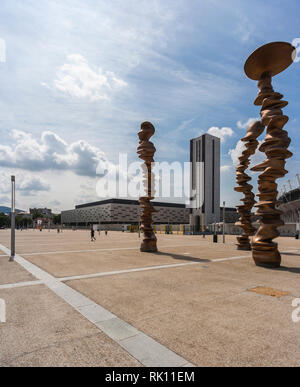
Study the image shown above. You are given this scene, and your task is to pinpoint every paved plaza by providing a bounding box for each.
[0,229,300,367]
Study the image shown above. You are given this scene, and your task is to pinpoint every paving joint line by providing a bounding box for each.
[59,255,251,282]
[0,256,250,290]
[18,243,219,256]
[0,280,43,290]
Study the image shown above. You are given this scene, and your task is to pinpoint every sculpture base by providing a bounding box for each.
[252,244,281,268]
[237,245,252,251]
[140,236,158,253]
[236,236,252,251]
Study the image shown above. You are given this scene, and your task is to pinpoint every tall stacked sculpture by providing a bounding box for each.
[242,42,295,267]
[137,122,158,252]
[235,120,264,250]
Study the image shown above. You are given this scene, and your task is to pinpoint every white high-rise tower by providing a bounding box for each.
[190,133,220,229]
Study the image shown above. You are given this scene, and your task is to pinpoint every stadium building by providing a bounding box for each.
[61,199,190,226]
[277,187,300,235]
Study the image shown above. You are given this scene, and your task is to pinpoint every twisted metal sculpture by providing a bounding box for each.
[137,122,158,252]
[244,42,295,267]
[235,120,264,250]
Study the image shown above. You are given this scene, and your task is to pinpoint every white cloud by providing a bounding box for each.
[237,118,258,130]
[235,14,253,42]
[207,126,234,143]
[229,140,265,169]
[221,165,231,172]
[229,140,246,165]
[0,171,49,197]
[49,200,61,206]
[54,54,127,102]
[0,195,10,205]
[18,177,50,196]
[0,130,110,177]
[41,82,51,90]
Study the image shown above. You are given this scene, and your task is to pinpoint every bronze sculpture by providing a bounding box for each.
[243,42,295,267]
[137,122,158,252]
[235,120,264,250]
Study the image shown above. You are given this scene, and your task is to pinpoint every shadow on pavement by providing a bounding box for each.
[277,266,300,274]
[282,252,300,257]
[154,251,210,264]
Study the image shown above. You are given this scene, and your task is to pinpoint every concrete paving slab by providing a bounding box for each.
[17,250,201,278]
[2,333,141,367]
[133,306,300,367]
[67,257,300,367]
[119,333,189,367]
[95,318,140,341]
[76,303,116,324]
[50,284,95,308]
[66,262,256,321]
[59,261,199,282]
[1,230,300,367]
[0,243,193,367]
[18,247,250,280]
[0,285,141,367]
[0,256,36,286]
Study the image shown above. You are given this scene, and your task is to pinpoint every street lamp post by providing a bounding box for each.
[9,176,16,262]
[223,201,226,244]
[98,216,101,235]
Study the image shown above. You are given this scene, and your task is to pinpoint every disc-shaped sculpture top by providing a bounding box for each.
[244,42,296,80]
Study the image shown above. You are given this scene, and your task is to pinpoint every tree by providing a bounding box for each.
[31,210,43,220]
[0,213,10,228]
[24,217,33,227]
[14,214,33,228]
[15,214,24,227]
[53,214,61,225]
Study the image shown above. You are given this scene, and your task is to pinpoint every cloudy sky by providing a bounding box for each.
[0,0,300,212]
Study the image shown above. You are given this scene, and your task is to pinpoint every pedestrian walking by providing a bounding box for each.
[91,227,96,242]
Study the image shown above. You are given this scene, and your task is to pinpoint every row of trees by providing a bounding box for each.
[16,215,33,228]
[0,213,10,228]
[0,213,62,228]
[29,210,61,224]
[0,213,33,228]
[53,214,61,224]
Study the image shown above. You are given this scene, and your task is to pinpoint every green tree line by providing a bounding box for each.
[0,212,61,228]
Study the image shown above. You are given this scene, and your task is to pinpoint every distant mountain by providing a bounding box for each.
[0,206,24,214]
[0,206,10,214]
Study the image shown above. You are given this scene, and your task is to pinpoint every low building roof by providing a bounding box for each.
[75,198,186,209]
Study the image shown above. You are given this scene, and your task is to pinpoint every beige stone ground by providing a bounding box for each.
[0,284,141,367]
[0,229,299,367]
[0,256,36,285]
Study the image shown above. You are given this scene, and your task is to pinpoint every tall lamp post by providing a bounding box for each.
[138,207,141,239]
[9,176,16,262]
[223,201,226,244]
